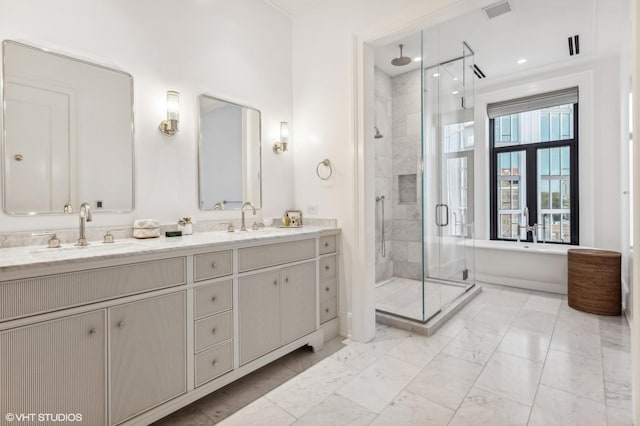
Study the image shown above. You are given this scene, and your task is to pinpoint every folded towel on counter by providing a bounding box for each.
[133,219,160,239]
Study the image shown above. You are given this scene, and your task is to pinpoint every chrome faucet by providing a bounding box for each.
[241,202,256,231]
[76,202,93,246]
[517,206,540,243]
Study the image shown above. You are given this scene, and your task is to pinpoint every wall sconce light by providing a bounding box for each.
[159,90,180,136]
[273,121,289,153]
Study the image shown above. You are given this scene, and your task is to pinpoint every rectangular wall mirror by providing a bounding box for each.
[2,40,134,215]
[198,94,262,211]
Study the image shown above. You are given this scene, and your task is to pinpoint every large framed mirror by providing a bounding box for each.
[198,94,261,211]
[2,40,134,215]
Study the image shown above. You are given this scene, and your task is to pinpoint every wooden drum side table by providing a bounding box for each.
[567,249,622,316]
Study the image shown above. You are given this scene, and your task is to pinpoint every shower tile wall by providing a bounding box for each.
[391,69,422,280]
[374,67,422,282]
[375,69,393,282]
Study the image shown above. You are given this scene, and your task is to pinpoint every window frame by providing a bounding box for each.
[489,103,579,245]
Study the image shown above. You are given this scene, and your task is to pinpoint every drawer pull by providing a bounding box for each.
[325,265,330,270]
[211,262,216,269]
[325,287,330,292]
[211,296,217,303]
[325,308,330,313]
[89,328,97,336]
[211,359,217,366]
[211,327,217,334]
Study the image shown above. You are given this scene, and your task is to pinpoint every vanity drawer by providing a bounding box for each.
[320,297,337,323]
[194,251,233,282]
[319,255,337,280]
[320,277,337,302]
[238,239,315,272]
[195,311,233,353]
[195,340,233,387]
[319,235,337,255]
[194,280,233,319]
[0,257,186,322]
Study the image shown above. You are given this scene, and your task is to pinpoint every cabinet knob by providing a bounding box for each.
[325,265,330,270]
[211,262,216,269]
[285,277,289,283]
[325,287,330,292]
[211,296,217,303]
[89,328,97,336]
[325,308,330,313]
[117,320,125,328]
[325,242,329,247]
[273,280,278,285]
[211,327,217,334]
[212,359,217,366]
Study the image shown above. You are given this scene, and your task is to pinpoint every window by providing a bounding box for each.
[489,89,578,244]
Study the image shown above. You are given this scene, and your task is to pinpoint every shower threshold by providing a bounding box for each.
[375,277,481,335]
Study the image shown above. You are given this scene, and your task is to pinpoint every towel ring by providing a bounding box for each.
[316,159,333,180]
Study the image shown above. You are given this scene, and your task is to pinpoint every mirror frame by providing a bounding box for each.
[1,40,135,216]
[197,94,262,211]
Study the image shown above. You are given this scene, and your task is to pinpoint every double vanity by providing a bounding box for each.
[0,227,340,425]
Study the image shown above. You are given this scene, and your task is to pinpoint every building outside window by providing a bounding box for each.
[489,88,579,244]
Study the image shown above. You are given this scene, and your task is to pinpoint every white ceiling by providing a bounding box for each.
[374,0,630,82]
[263,0,294,16]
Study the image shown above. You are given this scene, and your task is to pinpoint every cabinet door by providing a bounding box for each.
[281,261,317,344]
[0,310,106,425]
[239,270,281,365]
[110,292,186,424]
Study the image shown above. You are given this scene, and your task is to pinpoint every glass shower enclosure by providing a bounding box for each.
[374,36,476,324]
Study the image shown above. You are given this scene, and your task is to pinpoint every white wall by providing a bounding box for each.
[0,0,293,232]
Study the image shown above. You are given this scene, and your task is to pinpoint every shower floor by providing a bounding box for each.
[375,277,469,322]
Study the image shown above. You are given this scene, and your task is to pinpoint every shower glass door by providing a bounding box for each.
[421,41,476,321]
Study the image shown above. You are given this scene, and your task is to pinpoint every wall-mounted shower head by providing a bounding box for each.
[374,127,384,139]
[391,44,411,66]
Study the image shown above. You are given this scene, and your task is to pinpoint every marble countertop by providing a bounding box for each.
[0,226,339,272]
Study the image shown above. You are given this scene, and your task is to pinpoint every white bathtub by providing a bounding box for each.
[473,240,586,294]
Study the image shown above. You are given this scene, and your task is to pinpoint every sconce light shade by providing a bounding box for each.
[159,91,180,136]
[273,121,289,153]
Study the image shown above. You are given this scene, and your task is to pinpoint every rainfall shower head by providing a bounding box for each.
[374,127,384,139]
[391,44,411,66]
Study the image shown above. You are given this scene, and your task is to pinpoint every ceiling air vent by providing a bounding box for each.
[472,64,487,79]
[483,1,512,19]
[568,34,580,56]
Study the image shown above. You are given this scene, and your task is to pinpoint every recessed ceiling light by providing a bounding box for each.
[452,91,459,95]
[517,58,527,64]
[453,77,458,81]
[413,57,421,62]
[433,73,440,78]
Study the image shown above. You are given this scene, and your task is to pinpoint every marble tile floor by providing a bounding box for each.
[155,284,632,425]
[376,277,469,321]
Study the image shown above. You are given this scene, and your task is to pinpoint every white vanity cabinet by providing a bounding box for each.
[109,292,186,425]
[193,279,234,387]
[319,235,338,323]
[0,310,107,425]
[238,269,282,364]
[281,261,317,343]
[0,228,340,426]
[238,261,317,365]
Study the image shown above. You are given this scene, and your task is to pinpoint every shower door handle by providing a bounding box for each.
[435,204,449,227]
